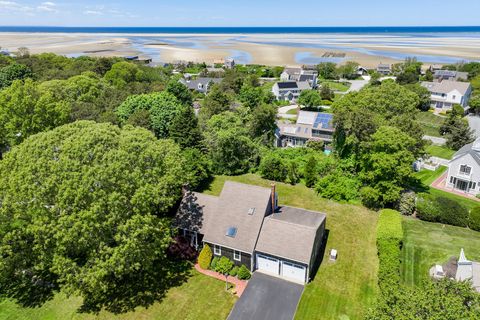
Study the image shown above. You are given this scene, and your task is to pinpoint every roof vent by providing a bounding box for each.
[226,227,237,238]
[248,207,255,215]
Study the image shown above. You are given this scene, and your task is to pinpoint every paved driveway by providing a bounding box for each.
[228,272,304,320]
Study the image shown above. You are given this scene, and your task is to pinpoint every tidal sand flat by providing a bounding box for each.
[0,29,479,66]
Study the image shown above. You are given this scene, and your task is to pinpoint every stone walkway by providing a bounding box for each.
[194,263,248,297]
[430,173,480,202]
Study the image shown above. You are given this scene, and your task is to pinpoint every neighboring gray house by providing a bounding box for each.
[433,70,469,82]
[281,67,318,85]
[179,77,222,94]
[421,80,472,110]
[272,81,311,101]
[377,63,392,75]
[446,137,480,195]
[276,111,334,147]
[175,181,326,283]
[456,249,480,293]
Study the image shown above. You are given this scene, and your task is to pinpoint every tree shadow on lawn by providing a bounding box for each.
[78,259,193,315]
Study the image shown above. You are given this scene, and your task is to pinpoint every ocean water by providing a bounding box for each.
[1,26,480,34]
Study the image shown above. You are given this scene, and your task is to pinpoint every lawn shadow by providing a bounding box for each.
[310,229,330,282]
[78,259,193,315]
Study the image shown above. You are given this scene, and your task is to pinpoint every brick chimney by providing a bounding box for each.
[271,183,276,215]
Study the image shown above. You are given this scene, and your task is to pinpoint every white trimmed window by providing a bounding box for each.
[214,245,221,256]
[233,250,241,261]
[460,165,472,175]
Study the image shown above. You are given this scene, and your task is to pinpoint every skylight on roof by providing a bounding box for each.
[226,227,237,238]
[248,207,255,215]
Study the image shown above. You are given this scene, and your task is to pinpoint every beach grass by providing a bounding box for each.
[401,217,480,286]
[416,111,445,137]
[203,174,379,320]
[0,269,236,320]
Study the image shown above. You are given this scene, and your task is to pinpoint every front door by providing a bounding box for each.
[455,179,469,192]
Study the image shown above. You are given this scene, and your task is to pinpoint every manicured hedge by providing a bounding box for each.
[416,194,469,227]
[376,209,403,292]
[469,206,480,232]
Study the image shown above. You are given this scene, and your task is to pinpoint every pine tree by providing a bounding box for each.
[169,105,202,149]
[304,156,318,188]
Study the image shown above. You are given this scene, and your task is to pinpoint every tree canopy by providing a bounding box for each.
[0,121,187,313]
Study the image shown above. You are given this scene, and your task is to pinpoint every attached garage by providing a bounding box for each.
[256,254,280,275]
[281,261,307,283]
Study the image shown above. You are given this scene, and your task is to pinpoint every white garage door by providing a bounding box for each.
[256,254,280,275]
[281,261,306,283]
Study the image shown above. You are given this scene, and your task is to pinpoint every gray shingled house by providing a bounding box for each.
[175,181,326,283]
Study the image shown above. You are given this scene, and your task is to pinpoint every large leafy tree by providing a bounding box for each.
[333,81,422,159]
[204,111,259,175]
[0,63,33,89]
[166,80,193,106]
[199,84,232,126]
[360,126,417,208]
[0,79,70,158]
[0,121,187,313]
[298,89,322,109]
[116,91,182,138]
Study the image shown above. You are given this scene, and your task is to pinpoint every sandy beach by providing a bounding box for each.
[0,32,479,67]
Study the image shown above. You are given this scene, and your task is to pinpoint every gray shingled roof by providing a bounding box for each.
[174,191,218,234]
[421,80,471,95]
[202,181,272,253]
[179,77,222,92]
[451,139,480,166]
[255,206,326,264]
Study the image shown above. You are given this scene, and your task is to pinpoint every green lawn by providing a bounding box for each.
[401,218,480,286]
[203,174,379,320]
[413,167,479,211]
[0,270,236,320]
[425,145,456,160]
[320,81,350,92]
[286,108,298,115]
[416,111,445,137]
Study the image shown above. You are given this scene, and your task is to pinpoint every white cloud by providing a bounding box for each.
[37,1,58,13]
[0,0,34,12]
[83,10,103,16]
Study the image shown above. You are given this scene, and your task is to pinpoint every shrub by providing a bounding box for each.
[306,140,325,151]
[210,256,219,271]
[437,197,468,227]
[376,210,403,292]
[167,235,197,261]
[316,173,361,202]
[229,266,239,277]
[215,256,234,275]
[416,194,468,227]
[377,209,403,241]
[237,265,251,280]
[469,207,480,231]
[198,244,213,270]
[397,190,416,216]
[259,154,288,182]
[416,194,440,222]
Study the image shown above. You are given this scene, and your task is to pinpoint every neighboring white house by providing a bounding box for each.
[421,80,472,110]
[272,81,311,102]
[446,137,480,195]
[377,63,392,75]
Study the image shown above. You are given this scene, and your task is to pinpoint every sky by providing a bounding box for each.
[0,0,480,27]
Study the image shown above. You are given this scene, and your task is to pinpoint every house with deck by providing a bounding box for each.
[276,111,334,147]
[446,137,480,195]
[377,63,392,75]
[175,182,326,283]
[421,80,472,110]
